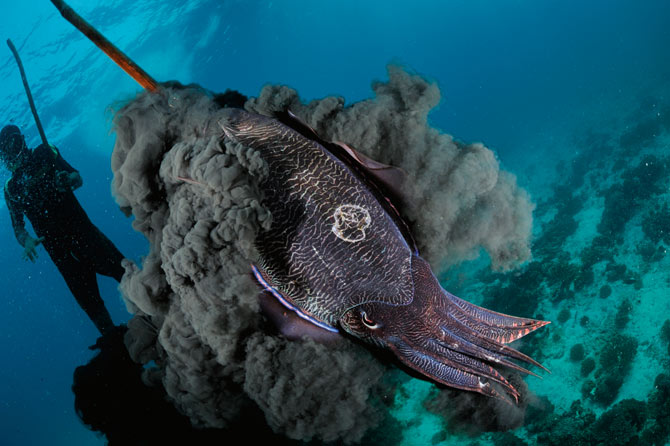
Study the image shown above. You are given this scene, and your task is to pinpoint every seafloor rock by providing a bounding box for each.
[569,344,585,362]
[592,334,638,406]
[580,357,596,377]
[642,201,670,245]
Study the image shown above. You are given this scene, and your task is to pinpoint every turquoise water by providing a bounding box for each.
[1,1,669,445]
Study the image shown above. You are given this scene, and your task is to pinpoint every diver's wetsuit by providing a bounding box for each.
[4,144,124,333]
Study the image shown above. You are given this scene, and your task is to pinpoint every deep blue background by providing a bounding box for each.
[0,1,668,444]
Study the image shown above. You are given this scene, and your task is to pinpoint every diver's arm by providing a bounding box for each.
[12,221,30,248]
[70,171,83,189]
[4,184,28,246]
[4,184,43,261]
[55,170,82,191]
[49,144,83,191]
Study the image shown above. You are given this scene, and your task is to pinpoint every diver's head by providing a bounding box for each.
[0,125,28,172]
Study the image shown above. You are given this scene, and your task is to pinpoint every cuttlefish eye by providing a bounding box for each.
[361,311,381,329]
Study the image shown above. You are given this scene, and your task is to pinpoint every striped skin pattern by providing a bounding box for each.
[219,109,414,327]
[219,108,548,400]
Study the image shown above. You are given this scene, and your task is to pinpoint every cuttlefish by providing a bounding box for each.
[47,0,547,402]
[220,108,549,401]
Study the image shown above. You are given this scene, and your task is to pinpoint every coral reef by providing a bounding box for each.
[614,299,632,330]
[662,320,670,355]
[619,116,662,152]
[597,155,669,248]
[524,373,670,446]
[599,285,612,299]
[452,93,670,446]
[592,334,638,406]
[580,357,596,377]
[525,400,595,446]
[557,309,571,324]
[642,201,670,245]
[579,236,615,269]
[639,374,670,445]
[591,399,648,446]
[662,320,670,343]
[569,344,585,362]
[636,240,666,263]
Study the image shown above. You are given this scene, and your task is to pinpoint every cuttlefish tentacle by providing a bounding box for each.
[434,320,541,378]
[339,255,548,401]
[421,337,520,398]
[390,336,511,400]
[438,311,550,373]
[436,297,550,373]
[441,290,550,345]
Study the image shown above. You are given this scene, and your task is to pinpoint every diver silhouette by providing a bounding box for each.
[1,124,125,335]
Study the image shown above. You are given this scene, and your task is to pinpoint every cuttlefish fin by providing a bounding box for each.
[257,290,343,343]
[251,264,340,339]
[284,109,321,140]
[332,140,408,195]
[280,109,409,198]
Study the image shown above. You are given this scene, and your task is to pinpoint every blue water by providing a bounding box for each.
[1,1,669,445]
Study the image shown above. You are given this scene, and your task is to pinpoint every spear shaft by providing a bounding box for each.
[6,39,49,147]
[50,0,159,93]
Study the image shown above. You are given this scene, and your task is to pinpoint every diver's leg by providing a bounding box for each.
[96,249,125,283]
[68,270,116,336]
[51,250,115,335]
[78,225,126,282]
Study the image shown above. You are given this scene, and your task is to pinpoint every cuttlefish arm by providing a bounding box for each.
[339,255,549,401]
